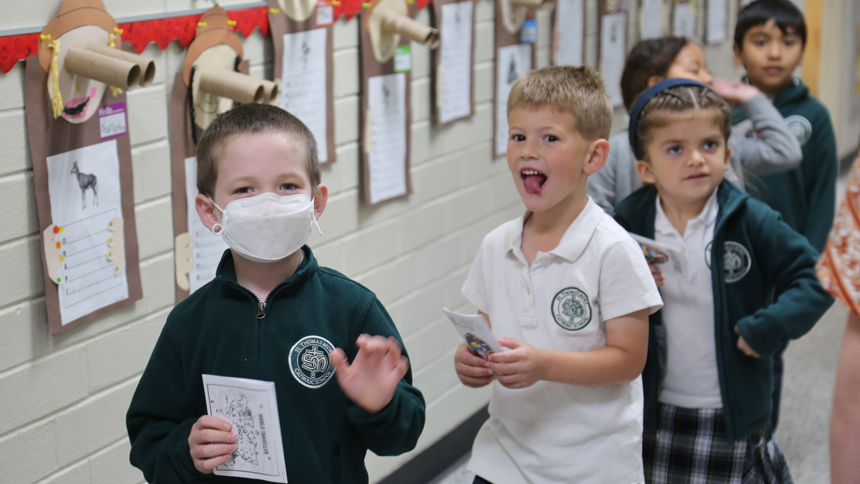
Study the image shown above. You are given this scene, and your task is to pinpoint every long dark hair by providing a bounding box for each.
[620,37,689,113]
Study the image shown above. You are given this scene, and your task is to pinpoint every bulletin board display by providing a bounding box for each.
[432,0,477,126]
[25,54,143,335]
[494,0,536,157]
[598,0,628,107]
[268,0,337,165]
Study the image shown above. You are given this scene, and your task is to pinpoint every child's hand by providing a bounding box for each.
[712,78,760,104]
[454,343,494,388]
[188,416,236,474]
[487,338,545,389]
[331,334,409,414]
[734,327,762,358]
[649,263,665,287]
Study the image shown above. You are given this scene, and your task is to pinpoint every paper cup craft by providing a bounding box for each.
[367,0,441,63]
[277,0,318,21]
[37,0,155,124]
[182,6,279,130]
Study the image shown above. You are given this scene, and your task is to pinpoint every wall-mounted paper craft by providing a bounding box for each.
[268,0,337,165]
[360,0,439,206]
[432,0,476,126]
[25,15,143,335]
[672,0,696,39]
[35,0,156,124]
[494,0,537,157]
[598,0,627,107]
[552,0,585,66]
[705,0,727,44]
[639,0,668,40]
[182,6,278,133]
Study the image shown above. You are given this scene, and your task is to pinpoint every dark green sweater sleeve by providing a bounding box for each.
[126,323,208,483]
[735,211,833,356]
[346,299,426,456]
[802,113,838,252]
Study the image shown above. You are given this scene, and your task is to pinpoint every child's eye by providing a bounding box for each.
[703,141,718,150]
[280,183,298,191]
[234,187,253,194]
[544,135,559,142]
[753,40,767,47]
[667,145,682,155]
[784,39,797,47]
[511,134,526,142]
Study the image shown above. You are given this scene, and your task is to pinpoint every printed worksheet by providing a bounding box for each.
[203,374,288,483]
[443,308,506,359]
[600,13,626,107]
[639,0,664,39]
[496,44,532,156]
[281,28,328,163]
[367,73,408,205]
[706,0,726,44]
[185,156,229,293]
[672,2,695,38]
[554,0,584,66]
[438,1,474,124]
[46,140,129,326]
[629,233,689,278]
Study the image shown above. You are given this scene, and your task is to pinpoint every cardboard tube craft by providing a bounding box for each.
[37,0,156,123]
[500,0,554,35]
[277,0,317,21]
[367,0,441,63]
[183,5,279,130]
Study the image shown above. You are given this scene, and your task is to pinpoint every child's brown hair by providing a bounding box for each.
[507,65,613,141]
[196,103,320,197]
[620,37,690,113]
[633,84,731,161]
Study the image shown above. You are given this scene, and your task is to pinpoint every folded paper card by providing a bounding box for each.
[628,233,689,279]
[442,308,506,359]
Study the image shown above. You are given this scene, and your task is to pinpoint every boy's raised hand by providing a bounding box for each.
[712,78,760,104]
[331,334,409,414]
[487,338,545,389]
[454,343,494,388]
[188,415,236,474]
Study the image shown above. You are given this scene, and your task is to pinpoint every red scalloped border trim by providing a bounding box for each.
[0,1,431,74]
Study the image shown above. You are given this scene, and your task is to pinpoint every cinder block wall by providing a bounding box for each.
[0,0,762,483]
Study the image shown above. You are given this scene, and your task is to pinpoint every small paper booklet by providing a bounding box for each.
[442,308,506,359]
[628,233,689,278]
[202,374,289,483]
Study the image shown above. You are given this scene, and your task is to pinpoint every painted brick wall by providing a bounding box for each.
[0,1,747,483]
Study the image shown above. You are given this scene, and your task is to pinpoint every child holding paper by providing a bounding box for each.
[614,79,832,483]
[454,66,663,484]
[126,104,425,484]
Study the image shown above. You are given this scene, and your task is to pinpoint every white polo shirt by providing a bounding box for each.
[654,191,723,409]
[462,198,663,484]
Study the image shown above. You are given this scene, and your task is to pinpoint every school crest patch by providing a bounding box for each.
[551,287,592,331]
[785,115,813,146]
[706,241,752,283]
[289,335,336,389]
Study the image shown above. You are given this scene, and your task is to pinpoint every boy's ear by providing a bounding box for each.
[313,183,329,221]
[195,194,221,233]
[723,146,732,171]
[582,138,610,175]
[636,160,657,184]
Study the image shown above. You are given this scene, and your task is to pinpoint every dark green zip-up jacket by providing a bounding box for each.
[127,247,425,484]
[732,79,837,253]
[614,181,832,441]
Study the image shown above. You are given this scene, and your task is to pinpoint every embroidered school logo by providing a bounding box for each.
[551,287,592,331]
[706,241,752,283]
[289,335,335,388]
[785,115,812,146]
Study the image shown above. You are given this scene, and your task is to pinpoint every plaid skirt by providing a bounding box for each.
[643,404,793,484]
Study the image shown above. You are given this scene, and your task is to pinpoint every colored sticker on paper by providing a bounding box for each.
[98,102,128,140]
[394,45,412,72]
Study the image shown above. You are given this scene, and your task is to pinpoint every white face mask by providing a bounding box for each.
[210,192,322,263]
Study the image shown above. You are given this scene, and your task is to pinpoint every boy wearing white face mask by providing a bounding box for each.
[126,104,426,484]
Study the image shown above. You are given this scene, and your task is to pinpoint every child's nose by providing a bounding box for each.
[688,150,706,165]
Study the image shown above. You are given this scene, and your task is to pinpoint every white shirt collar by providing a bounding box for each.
[655,189,719,236]
[504,197,604,263]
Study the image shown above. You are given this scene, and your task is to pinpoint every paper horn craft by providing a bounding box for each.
[367,0,441,64]
[37,0,156,123]
[276,0,318,21]
[182,5,279,130]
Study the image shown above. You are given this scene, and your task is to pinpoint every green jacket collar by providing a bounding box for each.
[215,246,319,298]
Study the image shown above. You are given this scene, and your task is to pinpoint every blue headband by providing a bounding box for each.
[628,78,711,160]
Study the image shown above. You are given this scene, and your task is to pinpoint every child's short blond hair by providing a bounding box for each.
[507,66,613,141]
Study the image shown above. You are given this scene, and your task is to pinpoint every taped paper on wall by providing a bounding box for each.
[45,139,129,326]
[672,2,695,38]
[367,73,408,205]
[185,156,229,294]
[629,233,689,278]
[640,0,664,39]
[600,12,626,107]
[443,307,506,359]
[496,44,532,156]
[203,374,288,483]
[438,1,474,124]
[706,0,726,44]
[554,0,584,66]
[281,28,329,163]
